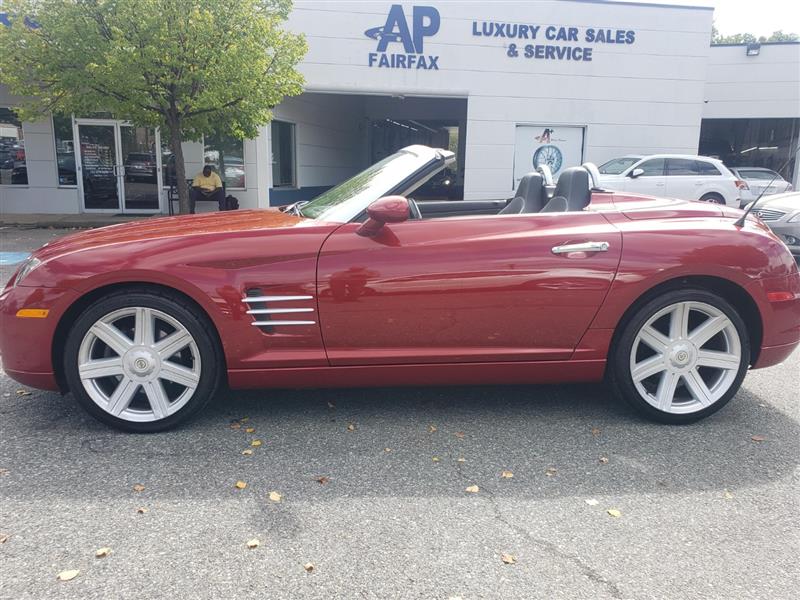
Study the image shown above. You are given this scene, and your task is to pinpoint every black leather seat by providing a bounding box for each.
[540,167,591,212]
[499,173,545,215]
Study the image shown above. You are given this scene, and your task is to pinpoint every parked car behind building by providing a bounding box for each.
[597,154,746,207]
[729,167,793,207]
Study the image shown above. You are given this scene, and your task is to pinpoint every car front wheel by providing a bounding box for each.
[64,290,221,432]
[610,289,750,424]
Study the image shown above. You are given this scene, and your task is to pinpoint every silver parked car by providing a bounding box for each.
[745,191,800,257]
[730,167,793,207]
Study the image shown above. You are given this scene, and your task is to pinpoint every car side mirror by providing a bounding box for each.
[629,168,645,179]
[356,195,409,237]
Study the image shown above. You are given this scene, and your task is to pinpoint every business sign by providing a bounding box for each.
[473,22,636,62]
[365,5,440,69]
[362,6,639,69]
[513,125,585,187]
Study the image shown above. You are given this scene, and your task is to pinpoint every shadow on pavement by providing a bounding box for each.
[1,379,796,503]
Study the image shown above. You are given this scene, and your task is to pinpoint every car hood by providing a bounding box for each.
[32,209,309,263]
[748,193,800,213]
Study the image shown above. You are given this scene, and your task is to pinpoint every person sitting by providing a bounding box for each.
[191,165,225,211]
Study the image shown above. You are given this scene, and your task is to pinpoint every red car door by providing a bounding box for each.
[316,212,622,365]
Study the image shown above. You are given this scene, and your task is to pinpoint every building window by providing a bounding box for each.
[53,115,77,186]
[271,120,296,188]
[0,107,28,185]
[204,132,245,189]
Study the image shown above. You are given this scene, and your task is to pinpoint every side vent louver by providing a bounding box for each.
[243,288,315,333]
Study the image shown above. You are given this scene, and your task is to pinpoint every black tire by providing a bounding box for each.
[64,289,221,432]
[609,288,750,424]
[699,193,725,204]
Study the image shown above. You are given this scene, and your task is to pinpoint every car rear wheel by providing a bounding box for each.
[699,193,725,204]
[610,289,749,424]
[64,290,221,432]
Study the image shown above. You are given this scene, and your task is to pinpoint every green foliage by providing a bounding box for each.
[712,25,799,45]
[0,0,306,213]
[0,0,306,138]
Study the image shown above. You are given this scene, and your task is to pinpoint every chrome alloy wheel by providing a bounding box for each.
[629,301,742,415]
[77,307,201,422]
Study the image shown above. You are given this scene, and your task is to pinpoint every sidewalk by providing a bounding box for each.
[0,213,152,229]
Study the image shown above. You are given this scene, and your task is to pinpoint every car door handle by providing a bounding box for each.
[552,241,610,254]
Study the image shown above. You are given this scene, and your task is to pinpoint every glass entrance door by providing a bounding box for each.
[76,120,162,213]
[120,125,160,212]
[77,123,120,211]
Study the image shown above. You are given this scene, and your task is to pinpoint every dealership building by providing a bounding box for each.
[1,0,799,217]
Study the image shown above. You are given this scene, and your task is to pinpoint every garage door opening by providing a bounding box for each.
[268,93,467,206]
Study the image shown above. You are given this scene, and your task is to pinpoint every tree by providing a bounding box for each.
[0,0,306,214]
[712,24,798,45]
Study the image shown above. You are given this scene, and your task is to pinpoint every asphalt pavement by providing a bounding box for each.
[1,227,798,599]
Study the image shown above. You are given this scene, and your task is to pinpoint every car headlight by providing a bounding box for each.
[13,257,42,287]
[788,212,800,223]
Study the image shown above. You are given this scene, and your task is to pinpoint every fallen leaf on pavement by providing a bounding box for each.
[457,457,466,463]
[245,427,255,433]
[724,489,733,500]
[0,468,9,476]
[135,507,148,514]
[545,467,557,477]
[591,427,601,436]
[751,435,766,442]
[465,485,480,493]
[454,431,465,439]
[500,470,514,479]
[303,562,315,572]
[607,509,622,518]
[432,456,440,463]
[384,447,392,452]
[132,484,145,492]
[315,476,330,485]
[251,440,263,447]
[239,417,249,423]
[242,449,254,456]
[268,491,282,503]
[57,570,79,582]
[428,424,437,433]
[230,422,241,430]
[0,534,9,544]
[585,498,599,506]
[16,389,31,396]
[501,553,516,564]
[347,423,356,432]
[599,456,609,464]
[246,539,260,549]
[95,547,112,558]
[235,481,247,490]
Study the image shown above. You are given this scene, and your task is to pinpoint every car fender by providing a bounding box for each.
[589,218,797,335]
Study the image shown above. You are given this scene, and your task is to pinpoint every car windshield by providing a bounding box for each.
[299,148,439,222]
[599,157,641,174]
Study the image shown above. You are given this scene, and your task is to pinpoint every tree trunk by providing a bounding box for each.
[166,117,191,214]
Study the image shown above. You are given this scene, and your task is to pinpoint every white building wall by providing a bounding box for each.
[272,92,367,191]
[703,43,800,119]
[287,0,714,199]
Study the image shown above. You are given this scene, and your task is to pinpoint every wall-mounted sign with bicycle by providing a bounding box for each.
[513,125,585,190]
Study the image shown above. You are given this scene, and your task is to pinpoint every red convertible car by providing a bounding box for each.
[2,146,799,431]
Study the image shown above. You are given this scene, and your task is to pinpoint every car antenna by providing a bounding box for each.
[735,144,800,228]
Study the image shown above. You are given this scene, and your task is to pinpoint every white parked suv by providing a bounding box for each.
[596,154,746,207]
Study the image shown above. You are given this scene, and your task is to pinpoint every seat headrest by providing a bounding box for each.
[553,167,591,211]
[513,172,545,213]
